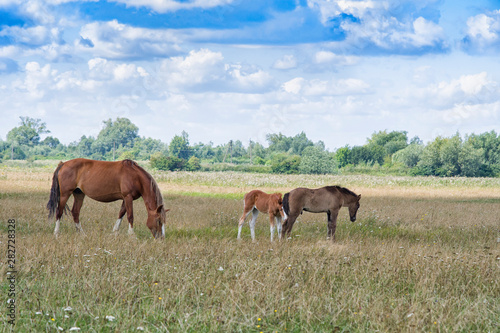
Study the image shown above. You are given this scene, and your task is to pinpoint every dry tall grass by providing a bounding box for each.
[0,168,499,332]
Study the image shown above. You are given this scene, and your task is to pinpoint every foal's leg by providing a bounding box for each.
[113,201,126,233]
[276,216,282,240]
[249,208,259,241]
[237,205,253,240]
[269,213,276,242]
[327,210,339,241]
[124,195,135,235]
[71,191,86,234]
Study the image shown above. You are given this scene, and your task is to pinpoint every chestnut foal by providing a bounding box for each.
[237,190,285,242]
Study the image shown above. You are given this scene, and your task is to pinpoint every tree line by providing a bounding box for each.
[1,116,499,177]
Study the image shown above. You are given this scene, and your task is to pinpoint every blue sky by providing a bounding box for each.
[1,0,499,149]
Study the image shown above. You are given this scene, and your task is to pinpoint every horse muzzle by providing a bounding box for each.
[350,216,356,222]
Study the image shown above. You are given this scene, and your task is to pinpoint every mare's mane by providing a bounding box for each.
[122,159,164,215]
[327,185,357,197]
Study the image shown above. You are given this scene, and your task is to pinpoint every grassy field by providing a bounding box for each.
[0,164,499,332]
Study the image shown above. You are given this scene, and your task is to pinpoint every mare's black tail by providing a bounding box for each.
[282,192,290,216]
[47,162,64,219]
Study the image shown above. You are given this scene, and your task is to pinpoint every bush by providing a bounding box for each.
[186,156,201,171]
[299,146,337,174]
[270,153,301,174]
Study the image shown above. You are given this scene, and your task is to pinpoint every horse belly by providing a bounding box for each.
[85,192,123,203]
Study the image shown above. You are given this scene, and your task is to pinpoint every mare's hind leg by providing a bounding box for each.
[54,192,72,236]
[124,195,135,235]
[71,190,86,234]
[327,210,339,241]
[237,205,253,239]
[113,201,126,233]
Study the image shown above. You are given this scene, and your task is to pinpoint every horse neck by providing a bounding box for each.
[341,193,357,206]
[138,172,161,211]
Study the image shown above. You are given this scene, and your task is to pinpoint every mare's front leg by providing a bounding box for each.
[281,213,298,239]
[124,195,135,235]
[71,191,86,234]
[113,201,126,233]
[327,210,339,241]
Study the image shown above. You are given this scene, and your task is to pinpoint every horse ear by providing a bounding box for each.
[165,208,170,213]
[357,194,361,200]
[156,204,164,214]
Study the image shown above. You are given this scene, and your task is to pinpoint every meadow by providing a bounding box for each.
[0,162,499,332]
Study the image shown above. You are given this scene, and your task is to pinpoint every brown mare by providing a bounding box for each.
[46,158,168,238]
[238,190,285,241]
[281,186,361,241]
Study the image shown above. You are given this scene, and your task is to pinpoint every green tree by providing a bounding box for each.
[299,146,337,174]
[7,116,50,146]
[392,144,424,167]
[459,143,484,177]
[186,156,201,171]
[267,133,292,153]
[169,131,192,160]
[93,118,139,157]
[439,135,461,176]
[41,136,60,149]
[335,146,350,168]
[415,137,445,175]
[290,132,314,155]
[270,153,301,174]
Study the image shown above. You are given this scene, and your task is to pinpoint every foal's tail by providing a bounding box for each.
[282,192,290,216]
[47,162,64,219]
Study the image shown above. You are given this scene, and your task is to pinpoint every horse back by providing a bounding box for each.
[58,159,142,201]
[244,190,282,215]
[289,187,341,213]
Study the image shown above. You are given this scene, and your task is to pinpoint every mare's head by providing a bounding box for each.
[147,205,170,239]
[348,194,361,222]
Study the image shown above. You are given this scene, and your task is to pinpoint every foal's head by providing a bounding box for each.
[271,193,284,216]
[347,194,361,222]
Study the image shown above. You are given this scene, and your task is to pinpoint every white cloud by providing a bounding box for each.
[309,0,446,53]
[160,49,274,93]
[0,26,61,46]
[412,72,499,113]
[78,20,182,59]
[112,0,234,13]
[466,13,498,41]
[282,77,370,96]
[273,55,297,70]
[463,11,500,52]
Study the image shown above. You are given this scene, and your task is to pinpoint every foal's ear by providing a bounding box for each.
[156,204,164,214]
[357,194,361,201]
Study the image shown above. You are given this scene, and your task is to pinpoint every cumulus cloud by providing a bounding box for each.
[282,77,370,96]
[273,55,297,70]
[112,0,234,13]
[308,0,447,54]
[78,20,182,59]
[159,49,274,93]
[414,72,499,112]
[462,11,500,53]
[0,25,62,46]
